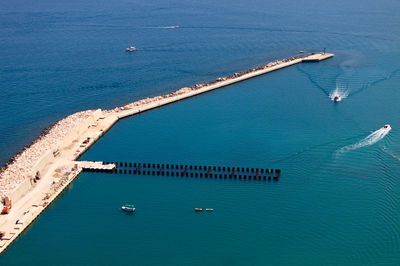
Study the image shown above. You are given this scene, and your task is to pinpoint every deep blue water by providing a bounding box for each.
[1,0,400,265]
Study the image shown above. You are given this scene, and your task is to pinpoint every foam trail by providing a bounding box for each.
[145,26,180,29]
[329,85,349,102]
[386,151,400,161]
[337,126,391,155]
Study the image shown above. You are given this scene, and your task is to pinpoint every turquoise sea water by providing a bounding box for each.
[1,0,400,265]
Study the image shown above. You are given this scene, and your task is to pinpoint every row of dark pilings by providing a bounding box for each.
[82,162,281,181]
[83,168,114,173]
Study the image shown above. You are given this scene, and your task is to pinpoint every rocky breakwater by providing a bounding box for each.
[0,52,334,254]
[0,52,331,203]
[107,55,308,117]
[0,110,94,201]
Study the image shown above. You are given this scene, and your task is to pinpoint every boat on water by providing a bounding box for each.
[383,124,391,131]
[333,95,341,102]
[195,208,214,212]
[121,204,135,212]
[299,50,305,53]
[125,46,137,52]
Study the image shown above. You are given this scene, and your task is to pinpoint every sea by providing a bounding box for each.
[1,0,400,265]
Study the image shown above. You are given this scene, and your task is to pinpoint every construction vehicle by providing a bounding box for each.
[1,198,11,215]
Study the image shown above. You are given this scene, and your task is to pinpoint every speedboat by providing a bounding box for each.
[333,95,341,102]
[299,50,304,53]
[194,208,203,212]
[121,204,135,212]
[205,208,214,212]
[125,46,137,52]
[383,124,392,131]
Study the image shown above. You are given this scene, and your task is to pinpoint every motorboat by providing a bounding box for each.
[125,46,137,52]
[383,124,391,131]
[121,204,135,212]
[333,95,341,102]
[205,208,214,212]
[194,208,203,212]
[299,50,305,53]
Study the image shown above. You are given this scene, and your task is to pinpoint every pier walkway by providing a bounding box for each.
[0,161,114,252]
[116,53,334,119]
[77,161,116,171]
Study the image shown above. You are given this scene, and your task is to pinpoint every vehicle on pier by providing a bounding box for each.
[125,46,137,52]
[1,199,11,215]
[121,204,135,212]
[0,231,5,240]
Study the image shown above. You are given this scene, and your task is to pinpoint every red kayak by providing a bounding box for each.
[194,208,203,212]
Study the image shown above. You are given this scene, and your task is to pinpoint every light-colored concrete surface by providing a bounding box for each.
[302,53,334,62]
[77,161,116,170]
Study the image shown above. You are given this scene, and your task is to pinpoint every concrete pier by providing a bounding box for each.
[0,52,333,254]
[116,53,334,119]
[78,161,116,172]
[302,53,334,62]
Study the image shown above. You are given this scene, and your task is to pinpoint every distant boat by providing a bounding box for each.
[333,95,341,102]
[383,124,391,131]
[194,208,203,212]
[125,46,137,52]
[299,50,305,53]
[121,204,135,212]
[172,25,179,28]
[205,208,214,212]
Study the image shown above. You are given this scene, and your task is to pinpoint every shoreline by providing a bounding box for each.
[0,52,333,254]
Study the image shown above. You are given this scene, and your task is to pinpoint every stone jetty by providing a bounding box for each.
[0,52,333,254]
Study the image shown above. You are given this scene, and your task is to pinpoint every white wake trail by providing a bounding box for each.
[329,85,349,102]
[337,126,391,155]
[145,26,180,29]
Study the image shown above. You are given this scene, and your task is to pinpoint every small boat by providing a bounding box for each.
[172,25,179,28]
[383,124,391,131]
[205,208,214,212]
[194,208,203,212]
[125,46,137,52]
[121,204,135,212]
[333,96,341,102]
[299,50,305,53]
